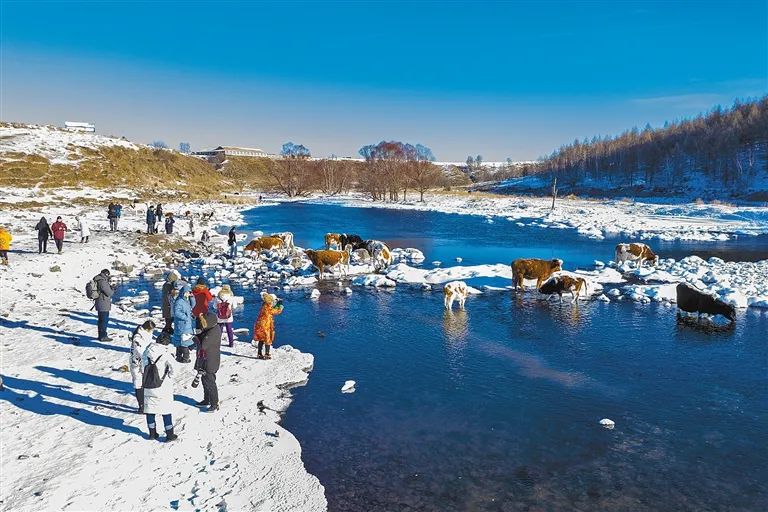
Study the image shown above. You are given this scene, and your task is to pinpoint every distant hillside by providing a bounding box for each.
[489,97,768,201]
[0,123,273,199]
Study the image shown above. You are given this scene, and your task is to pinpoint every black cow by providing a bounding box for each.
[676,283,736,323]
[340,233,367,251]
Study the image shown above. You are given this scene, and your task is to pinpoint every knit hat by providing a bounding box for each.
[196,277,208,287]
[262,292,276,305]
[218,284,233,298]
[167,270,180,283]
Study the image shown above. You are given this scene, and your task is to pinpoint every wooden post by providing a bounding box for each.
[551,176,558,210]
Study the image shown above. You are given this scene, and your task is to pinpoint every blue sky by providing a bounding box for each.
[1,0,766,160]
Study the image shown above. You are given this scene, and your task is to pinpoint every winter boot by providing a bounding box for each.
[180,346,191,363]
[195,400,210,407]
[135,388,144,413]
[175,346,184,363]
[148,427,159,440]
[207,402,220,413]
[165,428,178,442]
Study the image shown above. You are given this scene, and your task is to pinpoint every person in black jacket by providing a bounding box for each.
[146,206,156,234]
[34,217,54,253]
[227,227,237,259]
[194,311,221,412]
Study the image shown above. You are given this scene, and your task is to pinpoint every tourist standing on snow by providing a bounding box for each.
[164,213,175,234]
[161,270,179,332]
[155,204,163,233]
[34,217,54,254]
[114,203,123,231]
[194,311,221,412]
[172,281,195,363]
[228,227,237,259]
[108,203,117,231]
[188,216,195,238]
[253,293,283,360]
[192,277,213,317]
[76,215,90,243]
[93,269,115,341]
[200,230,210,244]
[51,216,68,254]
[0,226,11,266]
[129,320,155,413]
[211,284,235,347]
[146,206,156,234]
[142,331,178,441]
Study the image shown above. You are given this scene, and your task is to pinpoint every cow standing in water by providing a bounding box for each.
[538,275,589,303]
[511,258,563,291]
[676,283,736,324]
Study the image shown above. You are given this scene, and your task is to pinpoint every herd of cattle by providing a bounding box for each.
[241,234,736,325]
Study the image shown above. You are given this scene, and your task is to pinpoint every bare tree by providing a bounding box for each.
[266,142,314,197]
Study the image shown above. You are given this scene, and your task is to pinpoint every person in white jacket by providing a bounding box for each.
[129,320,156,413]
[210,284,235,347]
[76,215,90,243]
[142,332,178,441]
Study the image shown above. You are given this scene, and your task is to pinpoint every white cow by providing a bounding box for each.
[444,281,469,310]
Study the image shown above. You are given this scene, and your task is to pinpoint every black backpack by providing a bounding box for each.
[142,355,169,389]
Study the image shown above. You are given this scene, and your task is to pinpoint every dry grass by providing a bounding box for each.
[0,145,256,201]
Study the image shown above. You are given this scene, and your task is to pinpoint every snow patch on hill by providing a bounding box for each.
[0,124,140,165]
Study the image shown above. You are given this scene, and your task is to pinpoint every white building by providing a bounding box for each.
[64,121,95,133]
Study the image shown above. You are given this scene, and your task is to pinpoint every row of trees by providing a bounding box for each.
[260,140,453,200]
[538,96,768,190]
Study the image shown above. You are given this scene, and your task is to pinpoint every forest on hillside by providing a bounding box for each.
[503,96,768,200]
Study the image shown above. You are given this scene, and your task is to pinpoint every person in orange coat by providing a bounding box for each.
[252,292,283,360]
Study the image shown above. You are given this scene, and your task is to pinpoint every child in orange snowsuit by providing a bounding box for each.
[253,293,283,359]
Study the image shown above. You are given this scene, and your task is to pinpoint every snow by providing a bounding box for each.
[0,124,140,165]
[0,199,326,511]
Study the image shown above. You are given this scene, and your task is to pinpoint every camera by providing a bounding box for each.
[191,370,205,388]
[275,299,284,308]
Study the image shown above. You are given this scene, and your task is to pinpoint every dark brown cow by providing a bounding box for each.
[676,283,736,323]
[538,275,588,303]
[511,258,563,291]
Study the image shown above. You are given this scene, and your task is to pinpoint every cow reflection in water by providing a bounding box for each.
[443,309,469,348]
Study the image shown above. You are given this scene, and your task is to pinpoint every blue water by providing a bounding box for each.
[229,203,768,510]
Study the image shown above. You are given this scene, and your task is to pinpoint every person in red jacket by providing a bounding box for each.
[50,216,68,254]
[191,277,213,317]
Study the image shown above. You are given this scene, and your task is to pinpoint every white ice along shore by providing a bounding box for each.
[300,192,768,243]
[0,196,327,511]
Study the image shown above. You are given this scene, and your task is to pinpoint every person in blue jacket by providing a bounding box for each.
[172,281,196,363]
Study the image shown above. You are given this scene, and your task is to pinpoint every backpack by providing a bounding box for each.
[142,354,168,389]
[217,300,232,319]
[85,276,100,300]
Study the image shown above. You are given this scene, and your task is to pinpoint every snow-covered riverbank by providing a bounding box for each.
[0,199,326,511]
[300,192,768,242]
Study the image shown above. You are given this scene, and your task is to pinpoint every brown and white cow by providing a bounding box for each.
[511,258,563,291]
[305,247,351,279]
[270,232,295,254]
[244,236,285,255]
[538,275,589,303]
[366,240,393,272]
[615,243,658,267]
[324,233,342,250]
[444,281,469,310]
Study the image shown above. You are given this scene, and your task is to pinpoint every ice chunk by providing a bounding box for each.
[341,380,356,393]
[599,418,615,429]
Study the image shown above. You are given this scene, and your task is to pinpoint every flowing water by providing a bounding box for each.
[213,203,768,510]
